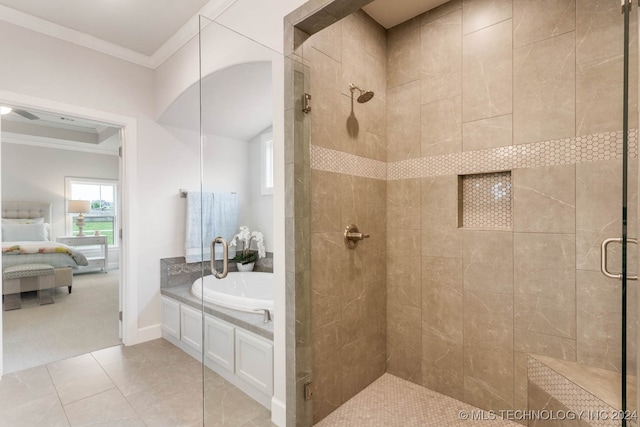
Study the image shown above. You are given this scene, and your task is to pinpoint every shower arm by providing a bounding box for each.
[349,83,363,95]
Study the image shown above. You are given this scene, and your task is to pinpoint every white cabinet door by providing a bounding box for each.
[180,304,202,352]
[204,316,235,374]
[161,296,180,340]
[235,329,273,396]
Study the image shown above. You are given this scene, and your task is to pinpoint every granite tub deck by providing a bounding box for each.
[528,355,637,427]
[160,257,273,340]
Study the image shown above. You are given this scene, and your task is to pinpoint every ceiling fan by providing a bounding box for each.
[0,106,39,120]
[9,108,39,120]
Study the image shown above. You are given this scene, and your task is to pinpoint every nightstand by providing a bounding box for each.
[56,235,108,272]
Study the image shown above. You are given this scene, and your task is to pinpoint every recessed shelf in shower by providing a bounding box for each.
[458,171,512,229]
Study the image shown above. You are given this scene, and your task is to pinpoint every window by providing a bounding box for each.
[261,132,274,195]
[66,177,118,245]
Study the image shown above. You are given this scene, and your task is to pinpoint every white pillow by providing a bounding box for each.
[2,223,49,241]
[2,217,45,224]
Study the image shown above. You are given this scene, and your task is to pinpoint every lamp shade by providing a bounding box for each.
[68,200,91,214]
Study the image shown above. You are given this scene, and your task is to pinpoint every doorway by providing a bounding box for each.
[0,92,138,377]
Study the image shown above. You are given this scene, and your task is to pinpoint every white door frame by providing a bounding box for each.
[0,89,139,377]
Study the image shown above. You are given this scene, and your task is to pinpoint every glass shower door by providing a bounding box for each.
[197,16,285,426]
[600,1,638,424]
[623,1,639,423]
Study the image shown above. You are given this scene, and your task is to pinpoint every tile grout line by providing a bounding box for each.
[43,363,73,426]
[89,350,150,426]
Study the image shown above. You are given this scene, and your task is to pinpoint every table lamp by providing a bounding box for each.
[68,200,91,236]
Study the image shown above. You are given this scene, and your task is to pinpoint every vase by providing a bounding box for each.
[236,262,255,272]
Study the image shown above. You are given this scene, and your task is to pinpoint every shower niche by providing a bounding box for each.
[458,171,513,229]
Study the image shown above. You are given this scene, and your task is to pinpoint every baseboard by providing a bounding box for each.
[128,323,161,345]
[271,397,286,427]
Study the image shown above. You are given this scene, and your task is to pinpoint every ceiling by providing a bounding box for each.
[1,107,121,154]
[0,0,227,152]
[363,0,449,29]
[0,0,209,56]
[0,0,450,70]
[0,0,237,68]
[0,0,445,150]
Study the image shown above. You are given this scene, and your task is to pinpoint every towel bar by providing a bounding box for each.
[180,189,237,198]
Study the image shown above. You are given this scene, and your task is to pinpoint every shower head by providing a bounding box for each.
[357,90,374,103]
[349,83,374,103]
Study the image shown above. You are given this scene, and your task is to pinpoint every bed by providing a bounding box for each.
[2,201,89,298]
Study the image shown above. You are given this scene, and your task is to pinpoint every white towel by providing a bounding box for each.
[185,192,238,263]
[184,192,208,263]
[212,192,238,260]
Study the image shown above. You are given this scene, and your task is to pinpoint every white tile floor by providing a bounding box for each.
[1,339,523,426]
[0,339,274,427]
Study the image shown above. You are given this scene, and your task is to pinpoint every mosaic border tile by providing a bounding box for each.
[168,262,204,276]
[310,130,638,180]
[310,144,387,180]
[166,254,274,276]
[528,357,619,427]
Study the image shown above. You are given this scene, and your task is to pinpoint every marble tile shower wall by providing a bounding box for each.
[304,0,640,423]
[383,0,640,418]
[303,9,388,423]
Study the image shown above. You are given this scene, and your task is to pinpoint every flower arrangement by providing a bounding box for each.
[229,226,266,265]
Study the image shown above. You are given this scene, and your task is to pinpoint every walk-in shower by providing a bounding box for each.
[286,0,640,425]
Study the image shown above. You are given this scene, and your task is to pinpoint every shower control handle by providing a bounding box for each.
[211,237,228,279]
[344,224,369,249]
[346,231,369,240]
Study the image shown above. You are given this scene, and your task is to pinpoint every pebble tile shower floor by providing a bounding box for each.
[315,374,519,426]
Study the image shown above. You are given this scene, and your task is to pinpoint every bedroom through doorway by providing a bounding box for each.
[0,105,124,374]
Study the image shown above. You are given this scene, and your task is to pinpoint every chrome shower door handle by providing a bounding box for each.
[601,238,623,279]
[211,237,228,279]
[600,237,638,280]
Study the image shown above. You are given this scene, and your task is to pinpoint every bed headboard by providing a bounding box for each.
[2,201,52,224]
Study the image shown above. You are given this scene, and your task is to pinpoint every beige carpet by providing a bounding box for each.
[3,270,121,374]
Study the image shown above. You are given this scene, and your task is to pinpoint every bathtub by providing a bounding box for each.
[191,272,273,312]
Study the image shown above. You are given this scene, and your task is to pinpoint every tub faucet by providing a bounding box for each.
[254,308,272,323]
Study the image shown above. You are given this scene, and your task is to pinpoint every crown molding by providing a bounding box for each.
[2,133,119,156]
[0,0,238,70]
[0,4,155,68]
[149,0,238,69]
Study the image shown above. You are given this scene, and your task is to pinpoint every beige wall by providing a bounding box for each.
[386,0,638,415]
[304,10,388,422]
[305,0,639,421]
[1,143,119,240]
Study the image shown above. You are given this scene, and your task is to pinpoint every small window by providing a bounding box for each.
[65,177,118,245]
[261,132,274,195]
